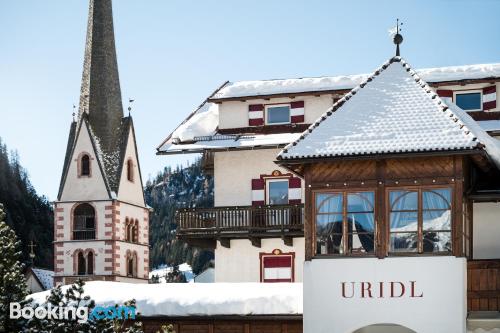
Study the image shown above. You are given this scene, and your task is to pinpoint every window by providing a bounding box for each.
[73,203,96,240]
[389,188,452,253]
[127,159,134,182]
[75,250,94,276]
[455,92,482,111]
[126,251,137,277]
[260,250,294,282]
[81,154,90,176]
[315,191,375,255]
[77,251,86,275]
[267,179,289,205]
[125,219,139,243]
[266,105,290,124]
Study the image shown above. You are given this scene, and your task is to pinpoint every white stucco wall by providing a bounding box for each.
[473,202,500,259]
[117,128,145,206]
[433,82,499,112]
[60,122,110,201]
[214,149,304,206]
[218,95,334,129]
[303,256,466,333]
[26,274,44,293]
[214,237,304,282]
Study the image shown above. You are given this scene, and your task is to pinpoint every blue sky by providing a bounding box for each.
[1,0,499,200]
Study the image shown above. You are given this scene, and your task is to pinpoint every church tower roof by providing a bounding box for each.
[58,0,142,199]
[79,0,124,149]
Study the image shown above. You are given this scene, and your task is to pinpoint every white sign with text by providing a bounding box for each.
[303,256,466,333]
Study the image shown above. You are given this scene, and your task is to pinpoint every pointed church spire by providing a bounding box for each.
[79,0,124,154]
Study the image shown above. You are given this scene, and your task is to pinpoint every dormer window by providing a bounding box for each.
[81,154,90,176]
[127,159,134,182]
[266,105,291,125]
[454,91,482,111]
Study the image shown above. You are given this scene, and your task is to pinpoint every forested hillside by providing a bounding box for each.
[0,138,53,269]
[145,158,215,274]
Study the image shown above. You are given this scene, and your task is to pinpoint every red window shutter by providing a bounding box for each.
[251,178,265,206]
[288,178,301,204]
[483,86,497,111]
[262,255,293,282]
[290,101,305,123]
[248,104,264,126]
[436,89,453,104]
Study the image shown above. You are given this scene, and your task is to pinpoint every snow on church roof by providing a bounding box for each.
[278,57,483,161]
[31,268,54,290]
[29,281,303,317]
[212,62,500,100]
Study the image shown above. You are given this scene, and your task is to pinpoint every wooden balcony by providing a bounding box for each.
[468,260,500,311]
[176,204,304,248]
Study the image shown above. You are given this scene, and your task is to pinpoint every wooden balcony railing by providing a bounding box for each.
[468,259,500,311]
[176,204,304,238]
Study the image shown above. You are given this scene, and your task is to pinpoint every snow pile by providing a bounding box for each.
[171,103,218,142]
[279,59,478,160]
[149,263,194,283]
[29,282,303,317]
[213,63,500,99]
[478,120,500,132]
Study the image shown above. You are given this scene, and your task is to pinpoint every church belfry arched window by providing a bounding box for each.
[80,154,91,176]
[73,203,96,240]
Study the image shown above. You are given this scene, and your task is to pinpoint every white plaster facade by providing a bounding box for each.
[215,238,304,282]
[218,95,334,129]
[304,257,467,333]
[214,148,305,207]
[54,122,149,285]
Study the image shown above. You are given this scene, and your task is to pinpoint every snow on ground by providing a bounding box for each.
[29,282,303,317]
[213,62,500,99]
[149,263,194,283]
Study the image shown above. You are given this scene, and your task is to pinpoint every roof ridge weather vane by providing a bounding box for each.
[389,19,403,56]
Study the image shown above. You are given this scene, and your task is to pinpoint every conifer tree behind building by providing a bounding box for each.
[0,203,30,333]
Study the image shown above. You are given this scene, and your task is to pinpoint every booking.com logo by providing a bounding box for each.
[10,302,136,323]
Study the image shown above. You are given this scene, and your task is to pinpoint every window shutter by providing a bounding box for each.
[288,177,301,204]
[249,104,264,126]
[483,86,497,111]
[436,89,453,104]
[251,178,265,206]
[262,256,293,282]
[290,101,305,123]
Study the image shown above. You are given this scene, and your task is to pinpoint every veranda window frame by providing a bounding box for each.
[313,189,377,256]
[453,90,483,112]
[387,186,453,255]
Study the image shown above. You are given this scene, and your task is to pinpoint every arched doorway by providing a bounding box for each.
[353,324,416,333]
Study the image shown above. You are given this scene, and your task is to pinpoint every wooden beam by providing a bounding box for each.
[184,239,216,249]
[282,236,293,247]
[219,238,230,248]
[250,237,261,248]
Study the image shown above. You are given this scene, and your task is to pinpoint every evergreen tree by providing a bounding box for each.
[0,203,30,333]
[0,138,53,269]
[25,280,143,333]
[145,158,214,274]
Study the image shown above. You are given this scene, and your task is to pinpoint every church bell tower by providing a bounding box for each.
[53,0,149,284]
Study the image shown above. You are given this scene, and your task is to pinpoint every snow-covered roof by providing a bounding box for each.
[158,133,301,154]
[29,281,303,317]
[478,120,500,132]
[212,62,500,100]
[279,57,482,161]
[31,268,54,290]
[149,263,195,283]
[171,103,219,142]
